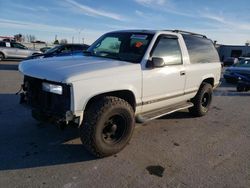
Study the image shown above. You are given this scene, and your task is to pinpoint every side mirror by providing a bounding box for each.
[151,57,165,68]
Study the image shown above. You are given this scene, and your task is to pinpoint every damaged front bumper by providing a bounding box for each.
[19,75,82,126]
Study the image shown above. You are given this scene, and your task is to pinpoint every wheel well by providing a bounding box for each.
[202,78,214,87]
[0,52,5,58]
[85,90,136,112]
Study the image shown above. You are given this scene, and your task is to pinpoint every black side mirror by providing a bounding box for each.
[150,57,165,68]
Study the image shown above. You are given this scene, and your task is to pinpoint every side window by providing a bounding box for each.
[11,43,26,49]
[183,35,219,63]
[151,36,182,65]
[0,42,6,47]
[72,45,83,51]
[60,46,71,53]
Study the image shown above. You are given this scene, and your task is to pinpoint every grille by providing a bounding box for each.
[24,76,71,117]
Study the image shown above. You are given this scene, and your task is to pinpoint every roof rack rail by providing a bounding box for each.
[164,30,207,38]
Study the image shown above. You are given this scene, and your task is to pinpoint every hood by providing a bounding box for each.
[19,56,139,83]
[227,66,250,73]
[25,53,45,60]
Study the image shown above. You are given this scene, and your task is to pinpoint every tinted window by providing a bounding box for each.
[234,59,250,67]
[183,35,219,63]
[59,46,71,53]
[72,45,83,51]
[11,43,27,49]
[0,42,6,47]
[151,36,182,65]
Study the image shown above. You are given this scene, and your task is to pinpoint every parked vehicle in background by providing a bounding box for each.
[224,58,250,83]
[0,41,41,61]
[19,30,221,157]
[236,72,250,92]
[40,47,52,53]
[223,57,238,66]
[25,44,90,60]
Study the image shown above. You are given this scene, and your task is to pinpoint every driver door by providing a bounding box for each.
[142,35,186,112]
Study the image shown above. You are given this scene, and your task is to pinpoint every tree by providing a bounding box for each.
[60,39,68,44]
[54,39,59,45]
[245,40,250,46]
[14,33,23,42]
[25,34,36,42]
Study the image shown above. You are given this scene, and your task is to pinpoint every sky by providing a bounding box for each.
[0,0,249,45]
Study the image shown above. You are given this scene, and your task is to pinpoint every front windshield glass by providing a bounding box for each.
[46,45,61,54]
[87,32,153,63]
[234,59,250,67]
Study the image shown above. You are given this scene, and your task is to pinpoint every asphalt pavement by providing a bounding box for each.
[0,60,249,188]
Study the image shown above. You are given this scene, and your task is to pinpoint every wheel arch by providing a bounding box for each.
[84,90,137,112]
[201,77,214,87]
[0,51,5,59]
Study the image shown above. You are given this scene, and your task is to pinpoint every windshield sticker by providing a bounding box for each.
[131,34,148,40]
[135,41,143,48]
[6,42,10,47]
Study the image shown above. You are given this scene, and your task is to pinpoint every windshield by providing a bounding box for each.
[46,45,61,54]
[87,32,153,63]
[234,59,250,67]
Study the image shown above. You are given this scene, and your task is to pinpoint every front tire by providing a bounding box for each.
[80,96,135,157]
[189,83,213,117]
[0,53,4,61]
[237,83,245,92]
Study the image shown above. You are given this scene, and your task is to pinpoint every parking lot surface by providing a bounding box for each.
[0,61,250,188]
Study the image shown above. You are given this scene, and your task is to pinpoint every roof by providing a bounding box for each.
[109,29,207,38]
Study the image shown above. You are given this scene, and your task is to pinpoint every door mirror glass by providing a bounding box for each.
[152,57,165,67]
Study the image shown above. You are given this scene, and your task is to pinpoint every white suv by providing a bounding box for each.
[19,30,221,157]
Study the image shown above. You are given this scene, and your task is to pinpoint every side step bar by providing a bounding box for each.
[136,102,193,123]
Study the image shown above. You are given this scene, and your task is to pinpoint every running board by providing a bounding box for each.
[136,102,193,123]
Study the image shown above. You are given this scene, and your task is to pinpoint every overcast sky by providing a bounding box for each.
[0,0,249,45]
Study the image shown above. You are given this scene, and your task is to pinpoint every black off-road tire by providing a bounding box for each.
[236,84,245,92]
[80,96,135,158]
[0,53,4,61]
[189,83,213,117]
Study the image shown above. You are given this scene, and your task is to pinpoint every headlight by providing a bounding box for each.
[42,82,63,95]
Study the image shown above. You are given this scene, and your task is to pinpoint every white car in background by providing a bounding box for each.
[0,41,41,61]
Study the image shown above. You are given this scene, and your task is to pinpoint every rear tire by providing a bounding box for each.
[80,96,135,157]
[189,83,213,117]
[237,84,245,92]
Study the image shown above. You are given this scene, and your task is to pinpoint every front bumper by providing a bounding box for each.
[21,75,75,124]
[223,74,238,82]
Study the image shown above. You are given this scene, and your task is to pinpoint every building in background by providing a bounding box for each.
[0,36,15,42]
[218,44,250,62]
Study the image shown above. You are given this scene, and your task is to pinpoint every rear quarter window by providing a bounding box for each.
[183,35,219,63]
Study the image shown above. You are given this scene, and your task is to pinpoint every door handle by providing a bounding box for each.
[180,71,186,76]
